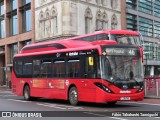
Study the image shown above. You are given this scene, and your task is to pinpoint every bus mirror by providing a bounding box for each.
[88,57,94,66]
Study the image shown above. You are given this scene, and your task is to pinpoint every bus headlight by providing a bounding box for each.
[136,86,144,93]
[94,82,114,93]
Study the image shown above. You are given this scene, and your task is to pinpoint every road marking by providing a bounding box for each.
[7,99,31,103]
[83,112,106,117]
[109,117,128,120]
[36,103,67,110]
[125,102,160,106]
[0,95,16,97]
[37,103,82,110]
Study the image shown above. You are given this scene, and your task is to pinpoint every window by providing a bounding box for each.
[138,0,152,15]
[96,19,102,30]
[22,0,31,5]
[143,42,154,60]
[0,1,4,15]
[154,21,160,38]
[33,60,41,78]
[0,19,5,38]
[154,0,160,17]
[84,56,96,78]
[96,11,102,30]
[126,14,137,31]
[139,17,153,37]
[23,62,32,77]
[10,43,18,63]
[41,60,52,78]
[10,0,17,11]
[39,11,45,37]
[111,14,118,29]
[84,8,92,34]
[20,1,31,32]
[85,17,91,34]
[126,0,137,9]
[67,59,80,78]
[9,14,18,36]
[22,9,31,32]
[51,7,57,35]
[53,60,66,78]
[14,61,23,76]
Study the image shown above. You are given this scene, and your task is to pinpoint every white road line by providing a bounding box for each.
[7,99,31,103]
[3,95,16,97]
[83,112,106,117]
[124,102,160,106]
[36,103,67,110]
[109,117,128,120]
[37,103,82,109]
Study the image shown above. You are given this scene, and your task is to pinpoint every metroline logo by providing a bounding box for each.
[120,90,131,94]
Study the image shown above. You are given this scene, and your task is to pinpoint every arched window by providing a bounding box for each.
[96,10,102,30]
[111,0,118,9]
[39,11,45,37]
[84,7,93,34]
[51,6,58,35]
[45,9,51,36]
[111,14,118,29]
[102,12,108,30]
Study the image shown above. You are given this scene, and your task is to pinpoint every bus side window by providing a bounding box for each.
[33,60,41,78]
[53,60,66,78]
[14,61,23,77]
[84,56,96,78]
[67,59,80,78]
[41,60,52,78]
[23,62,32,77]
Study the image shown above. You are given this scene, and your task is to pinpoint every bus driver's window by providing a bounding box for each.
[84,56,96,78]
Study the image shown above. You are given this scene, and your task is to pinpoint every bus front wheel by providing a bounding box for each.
[69,87,78,106]
[24,85,31,101]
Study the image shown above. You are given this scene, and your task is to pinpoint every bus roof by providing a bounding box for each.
[69,30,139,40]
[15,44,102,58]
[20,40,93,54]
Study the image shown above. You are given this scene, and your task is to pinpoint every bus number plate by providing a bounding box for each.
[120,97,130,100]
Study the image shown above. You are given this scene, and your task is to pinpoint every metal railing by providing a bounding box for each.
[144,76,160,98]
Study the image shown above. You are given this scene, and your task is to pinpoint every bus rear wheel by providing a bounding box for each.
[69,87,78,106]
[24,85,31,101]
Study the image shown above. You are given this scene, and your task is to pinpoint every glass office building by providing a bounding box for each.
[126,0,160,76]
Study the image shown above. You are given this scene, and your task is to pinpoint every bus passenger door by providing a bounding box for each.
[79,56,97,102]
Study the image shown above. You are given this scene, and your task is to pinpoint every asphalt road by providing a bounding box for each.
[0,90,160,120]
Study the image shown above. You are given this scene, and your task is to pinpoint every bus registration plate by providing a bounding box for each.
[120,97,130,100]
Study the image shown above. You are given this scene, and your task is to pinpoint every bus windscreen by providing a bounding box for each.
[110,34,142,46]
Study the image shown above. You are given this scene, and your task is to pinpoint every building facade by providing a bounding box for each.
[125,0,160,76]
[0,0,35,86]
[35,0,122,42]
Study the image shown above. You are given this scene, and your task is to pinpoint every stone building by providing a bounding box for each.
[35,0,122,42]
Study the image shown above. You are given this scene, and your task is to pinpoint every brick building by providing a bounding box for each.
[0,0,35,86]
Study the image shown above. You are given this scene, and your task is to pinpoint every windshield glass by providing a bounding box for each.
[101,55,143,83]
[110,34,142,46]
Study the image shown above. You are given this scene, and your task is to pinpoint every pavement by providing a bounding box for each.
[0,85,11,92]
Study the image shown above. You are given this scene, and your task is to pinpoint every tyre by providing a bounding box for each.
[69,87,78,106]
[24,85,31,101]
